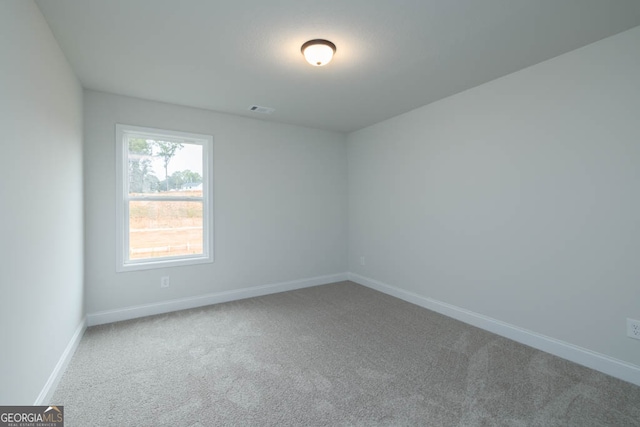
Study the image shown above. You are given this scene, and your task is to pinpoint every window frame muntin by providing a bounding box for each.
[115,124,214,272]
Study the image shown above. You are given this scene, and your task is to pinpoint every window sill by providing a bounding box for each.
[117,255,213,272]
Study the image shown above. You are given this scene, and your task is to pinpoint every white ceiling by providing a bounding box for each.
[36,0,640,133]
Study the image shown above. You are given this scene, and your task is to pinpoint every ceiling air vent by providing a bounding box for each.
[248,105,275,114]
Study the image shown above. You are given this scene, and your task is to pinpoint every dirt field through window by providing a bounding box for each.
[129,191,204,259]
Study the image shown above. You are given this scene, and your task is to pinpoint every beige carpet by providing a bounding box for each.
[53,281,640,426]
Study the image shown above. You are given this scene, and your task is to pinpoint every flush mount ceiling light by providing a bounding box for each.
[301,39,336,66]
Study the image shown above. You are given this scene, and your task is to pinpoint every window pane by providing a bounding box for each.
[129,200,203,260]
[128,138,203,196]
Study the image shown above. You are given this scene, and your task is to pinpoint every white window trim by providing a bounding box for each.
[115,124,214,272]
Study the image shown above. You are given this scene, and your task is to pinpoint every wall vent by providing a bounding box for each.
[248,105,275,114]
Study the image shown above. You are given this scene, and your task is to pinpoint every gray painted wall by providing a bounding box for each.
[83,91,348,314]
[0,1,84,404]
[348,26,640,367]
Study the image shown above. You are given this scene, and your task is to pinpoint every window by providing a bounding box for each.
[116,124,213,271]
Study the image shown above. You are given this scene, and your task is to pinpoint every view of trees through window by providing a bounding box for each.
[127,137,204,260]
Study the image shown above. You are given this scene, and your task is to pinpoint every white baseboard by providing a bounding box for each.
[87,273,349,326]
[34,318,87,405]
[348,273,640,387]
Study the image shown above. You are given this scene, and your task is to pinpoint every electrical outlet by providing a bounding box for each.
[160,276,170,288]
[627,318,640,340]
[360,256,365,266]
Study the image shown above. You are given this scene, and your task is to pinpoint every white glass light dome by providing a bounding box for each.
[301,39,336,66]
